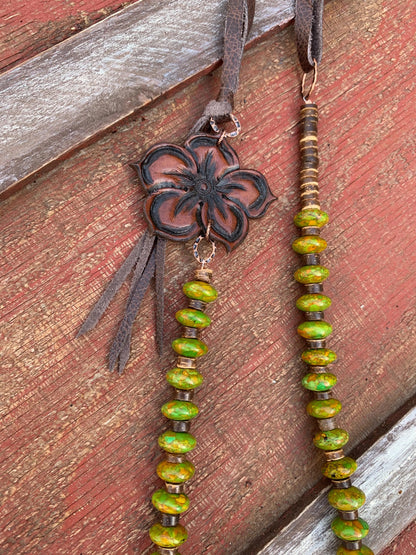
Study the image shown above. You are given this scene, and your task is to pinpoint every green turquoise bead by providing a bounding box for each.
[336,545,373,555]
[294,265,330,284]
[296,293,332,312]
[292,236,327,254]
[297,320,332,339]
[322,456,357,480]
[158,431,196,454]
[156,460,195,483]
[302,372,337,391]
[183,281,218,303]
[172,337,208,358]
[166,367,204,390]
[313,428,349,451]
[294,209,329,228]
[331,517,369,541]
[307,398,342,419]
[328,486,366,511]
[161,400,199,421]
[175,308,211,328]
[149,522,188,547]
[302,348,337,366]
[152,489,190,515]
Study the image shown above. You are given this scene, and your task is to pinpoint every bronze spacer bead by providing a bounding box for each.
[306,339,327,349]
[188,299,206,311]
[195,268,212,283]
[175,389,194,401]
[315,391,331,401]
[304,283,324,293]
[302,253,321,265]
[331,478,352,489]
[324,449,344,461]
[301,227,321,236]
[172,420,191,433]
[165,483,186,494]
[161,514,180,527]
[318,418,337,431]
[309,365,327,373]
[338,510,359,521]
[304,312,325,321]
[157,549,181,555]
[301,201,321,210]
[182,327,199,339]
[176,356,197,369]
[343,540,362,550]
[166,453,187,464]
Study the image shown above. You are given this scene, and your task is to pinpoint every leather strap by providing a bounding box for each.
[295,0,324,73]
[191,0,255,133]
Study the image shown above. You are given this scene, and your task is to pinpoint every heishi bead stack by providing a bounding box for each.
[293,104,372,555]
[149,268,217,554]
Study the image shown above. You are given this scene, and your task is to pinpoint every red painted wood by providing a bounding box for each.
[380,520,416,554]
[0,0,415,553]
[0,0,135,73]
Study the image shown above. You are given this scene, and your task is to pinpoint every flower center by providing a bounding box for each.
[194,177,214,199]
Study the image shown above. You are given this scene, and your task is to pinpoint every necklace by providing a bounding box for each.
[78,1,374,552]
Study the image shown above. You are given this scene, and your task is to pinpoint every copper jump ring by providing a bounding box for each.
[209,113,241,144]
[301,59,318,103]
[193,224,216,267]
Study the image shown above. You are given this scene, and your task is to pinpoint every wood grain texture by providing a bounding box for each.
[0,0,415,553]
[0,0,294,196]
[0,0,135,73]
[379,520,416,555]
[257,406,416,554]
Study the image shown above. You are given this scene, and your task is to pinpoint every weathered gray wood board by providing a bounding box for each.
[0,0,294,195]
[256,405,416,554]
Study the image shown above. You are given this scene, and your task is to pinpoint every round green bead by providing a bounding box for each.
[175,308,211,328]
[161,400,199,421]
[297,320,332,340]
[166,367,203,390]
[313,428,349,451]
[296,293,332,312]
[294,265,330,284]
[302,372,337,391]
[331,517,369,541]
[156,459,195,483]
[322,456,357,480]
[172,337,208,358]
[328,486,366,511]
[302,348,337,366]
[292,236,327,254]
[294,209,329,228]
[307,398,342,419]
[152,489,190,515]
[158,431,196,454]
[149,522,188,547]
[336,545,373,555]
[183,280,218,303]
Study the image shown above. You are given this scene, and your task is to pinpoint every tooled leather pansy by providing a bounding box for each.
[133,134,276,251]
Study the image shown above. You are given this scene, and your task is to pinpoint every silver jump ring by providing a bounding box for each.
[209,113,241,140]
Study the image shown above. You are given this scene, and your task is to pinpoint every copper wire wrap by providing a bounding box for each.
[299,104,320,210]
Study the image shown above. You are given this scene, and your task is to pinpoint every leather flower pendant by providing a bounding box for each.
[133,134,275,251]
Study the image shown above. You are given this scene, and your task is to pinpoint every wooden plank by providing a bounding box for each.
[0,0,415,552]
[256,405,416,554]
[0,1,136,73]
[0,0,294,196]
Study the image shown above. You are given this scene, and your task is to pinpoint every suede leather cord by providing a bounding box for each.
[78,231,166,373]
[191,0,256,134]
[295,0,324,73]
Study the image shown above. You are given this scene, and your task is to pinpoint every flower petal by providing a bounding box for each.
[218,169,276,218]
[144,189,201,241]
[136,143,197,193]
[185,134,239,181]
[199,197,249,252]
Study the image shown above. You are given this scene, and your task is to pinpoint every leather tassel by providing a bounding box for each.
[77,230,166,373]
